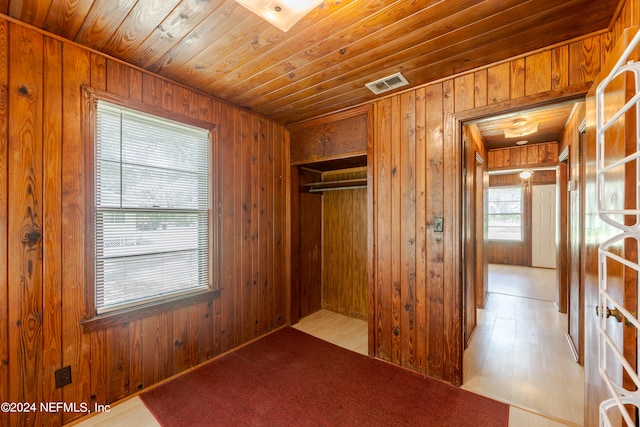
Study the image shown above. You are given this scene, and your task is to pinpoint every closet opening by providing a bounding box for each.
[290,155,369,328]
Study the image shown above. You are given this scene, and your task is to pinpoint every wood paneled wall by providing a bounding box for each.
[290,167,323,322]
[322,168,368,319]
[487,142,558,170]
[0,17,288,426]
[371,22,617,384]
[488,170,557,186]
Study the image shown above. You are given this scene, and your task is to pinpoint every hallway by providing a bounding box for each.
[462,264,584,426]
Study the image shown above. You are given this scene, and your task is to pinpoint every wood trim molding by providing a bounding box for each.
[287,104,373,130]
[81,288,222,333]
[455,83,592,123]
[81,85,220,333]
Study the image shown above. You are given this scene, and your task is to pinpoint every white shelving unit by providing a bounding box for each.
[596,29,640,427]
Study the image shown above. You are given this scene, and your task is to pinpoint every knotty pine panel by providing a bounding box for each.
[7,23,44,427]
[424,82,446,378]
[0,16,288,426]
[552,45,569,90]
[197,300,215,363]
[525,50,552,96]
[0,18,7,427]
[487,62,510,104]
[488,142,558,170]
[373,97,393,362]
[474,70,488,108]
[510,58,526,99]
[43,27,64,427]
[413,87,428,374]
[272,123,288,331]
[569,36,602,87]
[140,313,173,389]
[171,305,199,375]
[399,91,417,370]
[487,242,528,266]
[219,103,239,351]
[295,168,323,321]
[321,169,368,320]
[128,318,143,395]
[442,78,461,384]
[258,118,272,336]
[390,94,402,367]
[61,40,91,426]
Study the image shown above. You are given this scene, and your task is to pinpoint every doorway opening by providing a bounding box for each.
[460,99,585,425]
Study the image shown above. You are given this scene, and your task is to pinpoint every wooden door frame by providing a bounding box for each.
[462,134,477,347]
[452,86,589,384]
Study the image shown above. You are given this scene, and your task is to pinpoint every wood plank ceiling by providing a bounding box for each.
[472,101,579,150]
[3,0,620,125]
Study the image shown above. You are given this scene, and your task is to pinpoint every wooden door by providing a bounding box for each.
[557,158,569,314]
[463,137,477,347]
[531,184,557,268]
[323,114,368,159]
[475,157,487,308]
[568,133,583,362]
[289,105,370,165]
[290,124,325,164]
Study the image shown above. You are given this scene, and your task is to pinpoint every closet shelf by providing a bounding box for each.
[304,178,367,192]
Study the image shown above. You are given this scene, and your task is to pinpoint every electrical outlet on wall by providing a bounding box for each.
[55,366,72,388]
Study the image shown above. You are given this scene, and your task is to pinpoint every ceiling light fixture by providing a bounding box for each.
[234,0,323,32]
[519,170,533,179]
[515,140,528,146]
[504,120,538,138]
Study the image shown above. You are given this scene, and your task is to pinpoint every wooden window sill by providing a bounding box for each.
[81,288,221,333]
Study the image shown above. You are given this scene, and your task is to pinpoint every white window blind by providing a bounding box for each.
[487,186,523,241]
[95,101,210,313]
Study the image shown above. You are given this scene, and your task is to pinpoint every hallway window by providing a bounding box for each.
[488,186,523,241]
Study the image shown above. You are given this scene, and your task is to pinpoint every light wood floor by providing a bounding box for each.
[462,264,583,426]
[73,266,582,426]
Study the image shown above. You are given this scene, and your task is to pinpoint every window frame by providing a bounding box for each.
[81,87,219,332]
[487,185,524,242]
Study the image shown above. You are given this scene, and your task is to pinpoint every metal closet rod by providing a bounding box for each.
[309,185,367,193]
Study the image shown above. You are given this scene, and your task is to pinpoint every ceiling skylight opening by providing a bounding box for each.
[365,72,410,95]
[234,0,323,32]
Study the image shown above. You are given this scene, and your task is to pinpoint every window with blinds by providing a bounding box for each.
[487,186,523,241]
[95,100,210,314]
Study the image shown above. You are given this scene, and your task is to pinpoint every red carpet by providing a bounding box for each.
[140,327,509,426]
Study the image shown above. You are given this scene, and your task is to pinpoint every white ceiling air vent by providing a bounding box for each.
[365,72,409,95]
